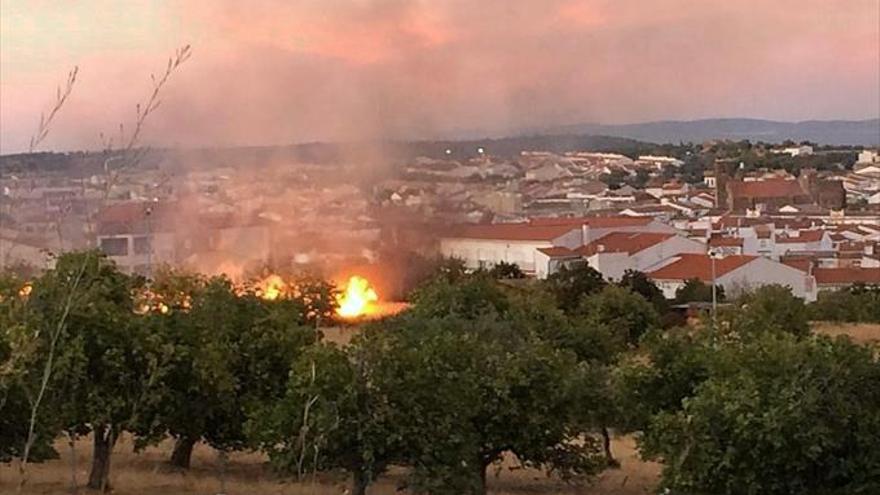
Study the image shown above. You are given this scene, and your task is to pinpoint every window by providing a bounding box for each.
[133,236,151,255]
[100,237,128,256]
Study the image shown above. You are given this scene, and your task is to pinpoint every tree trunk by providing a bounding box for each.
[87,425,116,491]
[601,426,619,468]
[169,435,197,469]
[67,432,78,494]
[352,467,369,495]
[474,457,490,495]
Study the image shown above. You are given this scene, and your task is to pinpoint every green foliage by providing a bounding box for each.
[578,285,661,348]
[674,278,724,304]
[721,284,810,338]
[545,263,607,313]
[0,274,56,462]
[613,328,712,433]
[137,271,318,458]
[409,273,510,320]
[248,337,396,493]
[641,333,880,495]
[30,251,146,434]
[487,261,525,279]
[617,269,668,314]
[380,313,606,494]
[808,284,880,323]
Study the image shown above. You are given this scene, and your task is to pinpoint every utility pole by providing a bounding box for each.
[709,248,719,340]
[144,205,153,279]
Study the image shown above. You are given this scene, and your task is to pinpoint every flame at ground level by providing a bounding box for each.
[336,275,379,318]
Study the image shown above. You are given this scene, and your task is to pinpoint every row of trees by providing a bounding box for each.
[808,283,880,323]
[2,253,879,494]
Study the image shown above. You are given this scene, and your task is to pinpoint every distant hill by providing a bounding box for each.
[538,118,880,146]
[0,135,657,173]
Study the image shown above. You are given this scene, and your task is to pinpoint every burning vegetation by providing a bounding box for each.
[336,275,379,318]
[253,272,399,321]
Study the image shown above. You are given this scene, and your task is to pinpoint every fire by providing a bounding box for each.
[18,283,32,298]
[259,274,287,300]
[336,275,378,319]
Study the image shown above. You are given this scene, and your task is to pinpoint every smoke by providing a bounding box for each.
[1,0,878,153]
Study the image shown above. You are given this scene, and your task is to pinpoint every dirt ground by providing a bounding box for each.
[812,321,880,344]
[0,434,659,495]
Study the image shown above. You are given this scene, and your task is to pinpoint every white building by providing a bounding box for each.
[773,145,814,157]
[773,230,833,258]
[439,216,678,278]
[578,232,706,280]
[857,150,879,164]
[647,253,817,301]
[439,223,584,275]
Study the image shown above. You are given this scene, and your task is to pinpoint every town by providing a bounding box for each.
[2,140,879,301]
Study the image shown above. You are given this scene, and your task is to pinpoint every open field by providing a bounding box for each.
[813,321,880,344]
[1,435,659,495]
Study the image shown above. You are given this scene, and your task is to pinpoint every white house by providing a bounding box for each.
[439,223,584,275]
[440,216,680,278]
[857,150,879,164]
[647,253,817,301]
[773,145,814,157]
[576,232,706,280]
[774,230,833,257]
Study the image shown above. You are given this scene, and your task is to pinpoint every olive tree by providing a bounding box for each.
[641,334,880,495]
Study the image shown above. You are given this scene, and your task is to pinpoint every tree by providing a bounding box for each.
[487,261,525,279]
[545,263,606,313]
[380,313,606,494]
[613,328,712,433]
[21,251,147,490]
[578,285,661,348]
[641,334,880,495]
[135,273,317,469]
[722,284,810,337]
[617,269,668,314]
[673,278,724,304]
[0,275,59,464]
[249,336,396,495]
[575,285,660,465]
[809,284,880,323]
[409,273,510,320]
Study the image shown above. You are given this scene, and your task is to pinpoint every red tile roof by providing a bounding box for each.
[528,216,652,228]
[578,232,676,256]
[648,253,757,282]
[708,236,743,247]
[536,246,578,257]
[447,223,579,241]
[776,230,825,243]
[780,258,813,273]
[95,201,180,235]
[813,268,880,285]
[728,179,808,199]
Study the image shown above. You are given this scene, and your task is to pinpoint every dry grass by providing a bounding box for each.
[0,434,659,494]
[812,321,880,344]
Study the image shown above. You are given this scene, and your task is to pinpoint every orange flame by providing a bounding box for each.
[336,275,378,318]
[18,283,32,298]
[259,274,287,300]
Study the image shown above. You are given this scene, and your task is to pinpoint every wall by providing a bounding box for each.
[719,257,816,301]
[439,238,553,274]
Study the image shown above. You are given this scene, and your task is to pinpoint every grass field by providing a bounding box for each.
[0,434,660,494]
[812,321,880,344]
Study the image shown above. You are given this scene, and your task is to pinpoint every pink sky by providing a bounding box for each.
[1,0,878,153]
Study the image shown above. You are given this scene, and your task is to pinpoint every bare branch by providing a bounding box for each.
[101,45,192,199]
[28,66,79,153]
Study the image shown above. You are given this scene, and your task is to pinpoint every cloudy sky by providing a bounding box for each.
[1,0,878,153]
